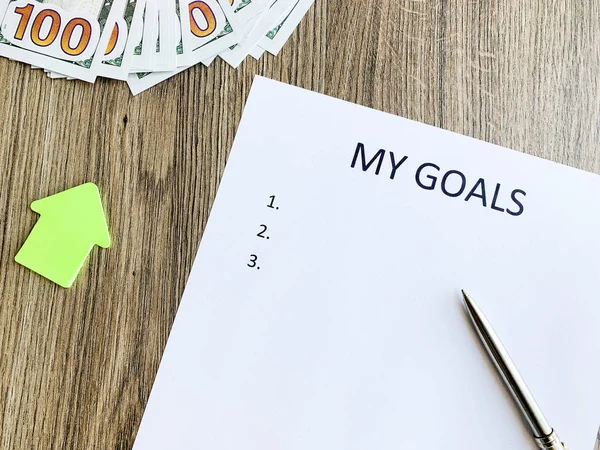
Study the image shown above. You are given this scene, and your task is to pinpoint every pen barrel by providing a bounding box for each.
[534,430,568,450]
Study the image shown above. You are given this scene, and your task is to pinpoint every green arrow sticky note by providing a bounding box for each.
[15,183,110,288]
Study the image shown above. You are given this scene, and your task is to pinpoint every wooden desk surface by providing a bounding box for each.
[0,2,598,449]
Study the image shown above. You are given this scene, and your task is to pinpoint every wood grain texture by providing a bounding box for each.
[0,1,599,449]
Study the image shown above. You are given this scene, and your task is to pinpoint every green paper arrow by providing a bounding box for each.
[15,183,110,288]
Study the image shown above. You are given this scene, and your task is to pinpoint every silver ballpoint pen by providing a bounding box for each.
[461,290,568,450]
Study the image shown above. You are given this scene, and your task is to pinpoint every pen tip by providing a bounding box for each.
[461,290,483,320]
[461,290,474,309]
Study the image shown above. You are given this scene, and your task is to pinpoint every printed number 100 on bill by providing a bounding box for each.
[2,0,102,61]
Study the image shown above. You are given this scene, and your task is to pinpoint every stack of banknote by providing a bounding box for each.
[0,0,315,95]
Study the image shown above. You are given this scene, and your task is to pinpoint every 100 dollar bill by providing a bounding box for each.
[228,0,268,23]
[0,0,127,82]
[177,0,241,66]
[152,0,177,72]
[258,0,313,56]
[97,0,144,79]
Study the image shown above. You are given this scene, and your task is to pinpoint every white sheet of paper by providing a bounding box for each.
[132,76,600,450]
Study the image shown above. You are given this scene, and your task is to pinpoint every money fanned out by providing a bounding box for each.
[0,0,315,95]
